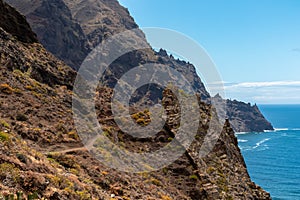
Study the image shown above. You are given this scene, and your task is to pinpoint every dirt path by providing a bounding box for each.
[45,134,102,154]
[44,119,119,154]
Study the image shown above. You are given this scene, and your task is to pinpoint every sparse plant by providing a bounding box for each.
[27,192,38,200]
[67,130,79,140]
[0,163,20,184]
[0,131,10,142]
[16,191,23,200]
[189,174,198,180]
[0,84,14,94]
[147,178,162,186]
[0,120,10,128]
[1,191,24,200]
[161,195,172,200]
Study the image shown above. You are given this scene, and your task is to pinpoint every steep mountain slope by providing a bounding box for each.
[5,0,273,132]
[0,0,271,199]
[0,0,37,43]
[63,0,138,48]
[6,0,89,70]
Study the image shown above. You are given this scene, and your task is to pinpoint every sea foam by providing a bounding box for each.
[253,138,270,149]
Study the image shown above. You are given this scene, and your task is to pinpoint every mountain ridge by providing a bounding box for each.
[5,0,273,132]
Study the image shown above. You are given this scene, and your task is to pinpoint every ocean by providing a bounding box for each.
[236,104,300,200]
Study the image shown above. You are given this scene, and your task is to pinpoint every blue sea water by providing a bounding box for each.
[236,104,300,200]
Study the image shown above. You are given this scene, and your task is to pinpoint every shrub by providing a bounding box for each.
[16,191,23,200]
[189,174,198,180]
[2,191,24,200]
[0,131,10,142]
[136,118,146,125]
[149,178,162,186]
[207,166,216,174]
[14,88,23,95]
[68,131,79,140]
[27,192,38,200]
[25,85,34,91]
[0,84,14,94]
[76,190,91,200]
[0,120,10,128]
[16,113,28,121]
[161,195,172,200]
[0,163,20,183]
[131,109,151,126]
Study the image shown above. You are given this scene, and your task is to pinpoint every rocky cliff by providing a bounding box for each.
[0,0,37,43]
[213,94,274,132]
[0,0,271,199]
[5,0,89,70]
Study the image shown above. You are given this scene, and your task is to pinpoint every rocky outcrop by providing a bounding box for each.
[226,100,273,132]
[213,94,274,132]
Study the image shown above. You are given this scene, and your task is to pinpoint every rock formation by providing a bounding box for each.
[213,94,274,132]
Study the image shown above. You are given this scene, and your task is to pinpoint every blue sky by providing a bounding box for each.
[118,0,300,104]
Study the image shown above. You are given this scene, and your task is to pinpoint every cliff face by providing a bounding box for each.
[5,0,138,70]
[226,100,273,132]
[213,94,274,132]
[6,0,89,70]
[0,0,37,43]
[63,0,139,48]
[0,0,271,199]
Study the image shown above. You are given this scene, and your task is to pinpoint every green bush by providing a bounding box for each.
[189,174,198,180]
[0,120,10,128]
[0,131,10,142]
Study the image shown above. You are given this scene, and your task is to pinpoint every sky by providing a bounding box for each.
[118,0,300,104]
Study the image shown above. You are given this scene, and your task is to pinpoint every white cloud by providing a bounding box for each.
[221,81,300,104]
[206,81,229,85]
[225,81,300,88]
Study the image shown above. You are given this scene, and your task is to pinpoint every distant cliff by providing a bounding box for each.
[0,0,272,199]
[213,94,274,132]
[226,100,273,132]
